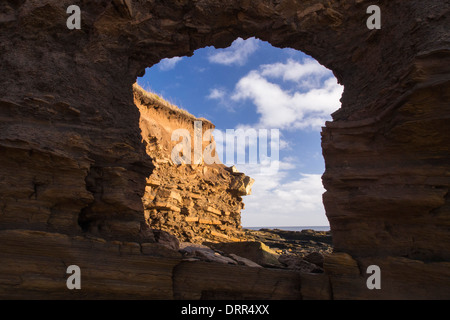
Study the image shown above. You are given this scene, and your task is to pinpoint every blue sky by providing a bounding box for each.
[137,37,343,227]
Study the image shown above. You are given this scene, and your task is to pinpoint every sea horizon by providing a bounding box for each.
[243,225,330,232]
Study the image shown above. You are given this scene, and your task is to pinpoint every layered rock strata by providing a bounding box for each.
[0,0,449,299]
[134,84,254,243]
[0,229,303,300]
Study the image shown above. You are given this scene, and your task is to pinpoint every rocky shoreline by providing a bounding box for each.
[178,228,333,274]
[244,228,332,254]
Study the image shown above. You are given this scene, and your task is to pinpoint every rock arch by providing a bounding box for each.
[0,0,449,299]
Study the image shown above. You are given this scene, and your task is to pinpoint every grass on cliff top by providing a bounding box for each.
[133,83,211,125]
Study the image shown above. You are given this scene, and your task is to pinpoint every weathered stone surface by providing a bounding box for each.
[300,273,332,300]
[180,241,264,267]
[229,174,255,196]
[173,261,302,300]
[245,228,333,258]
[324,253,450,300]
[228,254,263,268]
[304,252,325,268]
[0,230,179,299]
[179,243,237,265]
[135,84,252,243]
[210,241,282,267]
[0,229,308,299]
[0,0,449,299]
[278,254,323,273]
[323,252,361,276]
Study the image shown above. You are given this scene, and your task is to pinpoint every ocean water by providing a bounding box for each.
[244,226,330,232]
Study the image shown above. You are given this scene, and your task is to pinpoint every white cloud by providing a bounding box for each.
[206,129,327,226]
[207,87,237,112]
[206,128,326,225]
[233,123,290,151]
[210,128,280,169]
[207,88,226,100]
[232,71,298,128]
[238,162,328,227]
[213,58,339,227]
[159,56,183,71]
[208,37,259,66]
[260,58,330,84]
[231,59,343,130]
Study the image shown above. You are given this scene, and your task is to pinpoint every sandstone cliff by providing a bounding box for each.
[134,83,254,243]
[0,0,449,300]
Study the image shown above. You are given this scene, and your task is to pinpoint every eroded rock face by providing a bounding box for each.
[0,0,449,299]
[134,84,253,243]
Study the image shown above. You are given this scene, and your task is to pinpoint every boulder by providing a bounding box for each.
[152,229,180,251]
[179,243,237,265]
[210,241,282,267]
[229,174,255,196]
[304,252,325,268]
[278,254,323,273]
[228,254,263,268]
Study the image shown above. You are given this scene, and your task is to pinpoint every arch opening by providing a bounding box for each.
[134,37,343,257]
[1,0,449,300]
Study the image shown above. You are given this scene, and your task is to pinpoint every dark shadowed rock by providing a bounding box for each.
[209,241,282,267]
[0,0,449,299]
[304,252,325,268]
[278,254,324,273]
